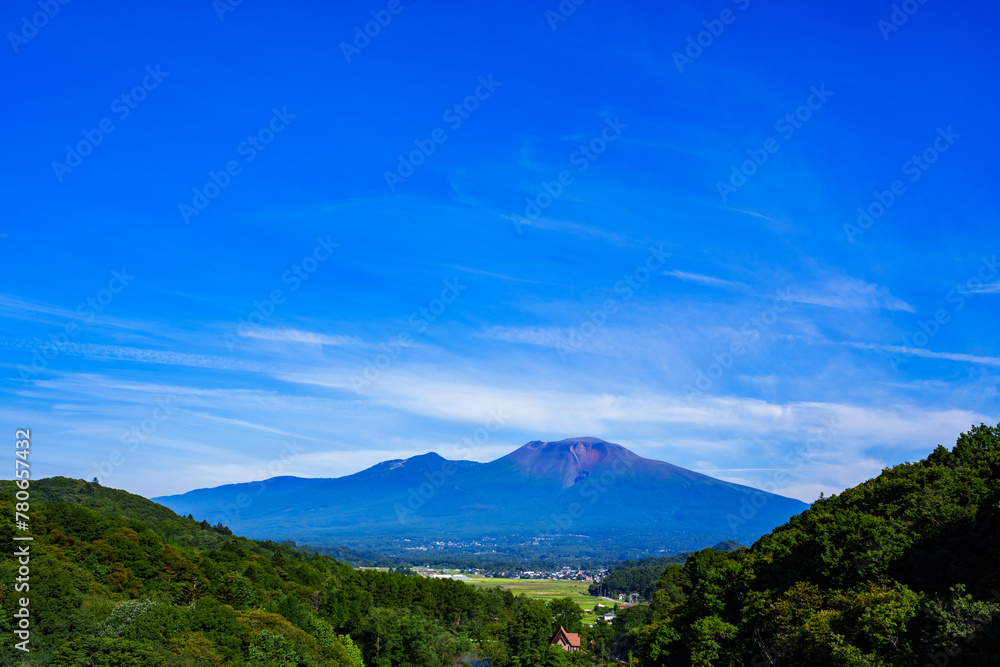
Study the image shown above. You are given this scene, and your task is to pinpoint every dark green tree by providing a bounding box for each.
[548,596,583,632]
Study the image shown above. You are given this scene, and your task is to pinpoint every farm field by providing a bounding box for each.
[462,577,617,625]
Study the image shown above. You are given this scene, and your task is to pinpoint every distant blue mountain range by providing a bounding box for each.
[153,437,808,553]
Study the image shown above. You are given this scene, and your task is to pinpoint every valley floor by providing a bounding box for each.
[463,576,614,625]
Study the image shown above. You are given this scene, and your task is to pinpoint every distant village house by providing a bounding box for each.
[549,626,581,651]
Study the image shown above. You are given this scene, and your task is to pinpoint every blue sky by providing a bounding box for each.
[1,0,997,502]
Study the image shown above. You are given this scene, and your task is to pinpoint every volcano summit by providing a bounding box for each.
[154,437,808,555]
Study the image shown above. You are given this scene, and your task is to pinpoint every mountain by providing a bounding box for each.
[153,437,808,553]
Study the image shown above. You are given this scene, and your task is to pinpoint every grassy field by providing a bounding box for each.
[462,576,617,625]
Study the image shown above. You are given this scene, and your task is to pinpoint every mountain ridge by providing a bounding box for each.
[153,437,809,554]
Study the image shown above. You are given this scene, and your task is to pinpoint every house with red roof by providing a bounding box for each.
[549,626,581,651]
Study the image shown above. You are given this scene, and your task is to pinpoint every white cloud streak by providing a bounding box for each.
[244,328,364,347]
[789,277,915,312]
[846,342,1000,367]
[662,270,744,289]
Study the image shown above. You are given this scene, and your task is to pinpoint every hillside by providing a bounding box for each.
[602,423,1000,665]
[590,541,743,600]
[153,437,808,555]
[0,478,587,666]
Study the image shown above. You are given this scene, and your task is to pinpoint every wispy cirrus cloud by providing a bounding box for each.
[0,339,267,373]
[501,214,633,246]
[0,293,171,339]
[447,265,550,285]
[662,270,745,290]
[789,277,914,312]
[0,294,86,323]
[192,412,313,439]
[965,283,1000,295]
[243,328,364,347]
[277,363,988,446]
[479,326,565,348]
[846,342,1000,367]
[726,208,779,223]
